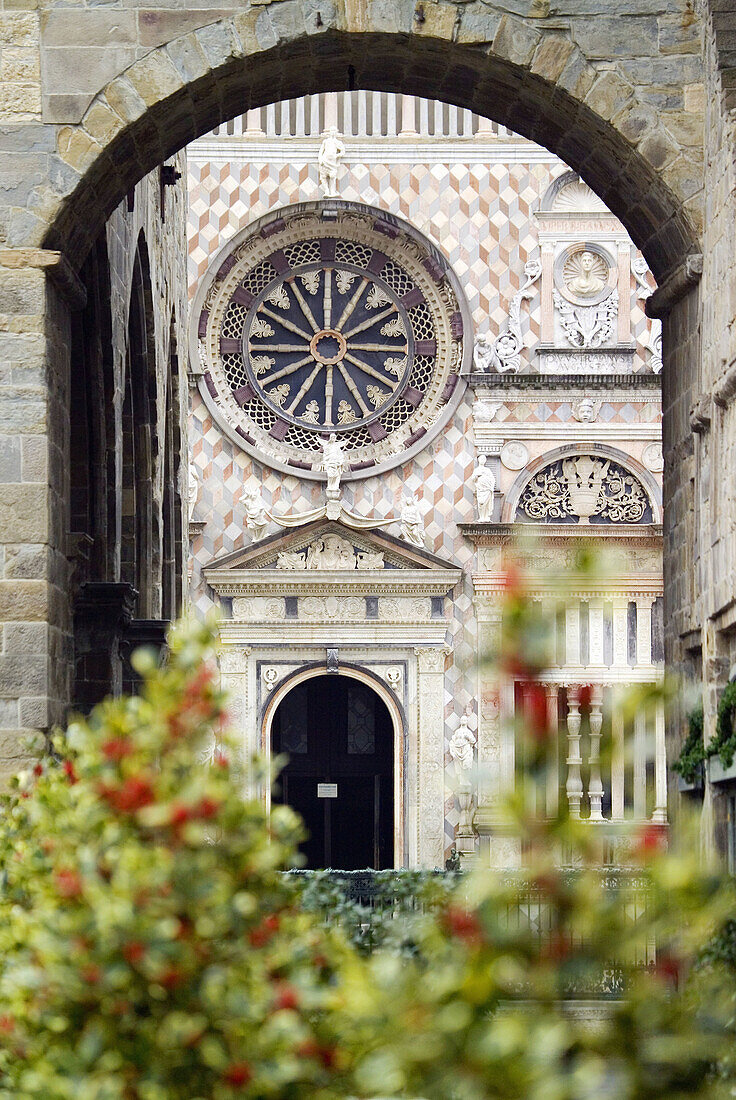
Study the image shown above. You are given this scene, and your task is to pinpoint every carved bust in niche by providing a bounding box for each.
[563,249,608,299]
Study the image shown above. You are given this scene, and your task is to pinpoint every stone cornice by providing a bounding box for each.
[458,523,663,544]
[217,622,450,645]
[473,580,663,598]
[204,566,462,597]
[646,253,702,318]
[467,373,661,391]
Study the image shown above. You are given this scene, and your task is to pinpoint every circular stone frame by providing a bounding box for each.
[553,242,616,307]
[189,200,471,481]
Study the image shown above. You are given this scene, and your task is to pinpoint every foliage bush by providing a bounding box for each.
[672,700,705,784]
[0,621,366,1100]
[0,584,734,1099]
[709,681,736,769]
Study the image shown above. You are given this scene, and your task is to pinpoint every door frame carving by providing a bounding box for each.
[262,662,407,867]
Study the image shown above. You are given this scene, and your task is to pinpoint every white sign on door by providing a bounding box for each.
[317,783,338,798]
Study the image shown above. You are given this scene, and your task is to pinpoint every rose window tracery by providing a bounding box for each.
[516,456,654,525]
[192,203,469,479]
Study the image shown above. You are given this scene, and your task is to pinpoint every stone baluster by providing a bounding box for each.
[652,697,668,823]
[588,685,604,821]
[545,682,559,818]
[565,686,583,818]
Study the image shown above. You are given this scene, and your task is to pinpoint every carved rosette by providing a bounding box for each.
[191,203,470,479]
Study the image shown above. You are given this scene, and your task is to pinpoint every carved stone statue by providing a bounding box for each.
[469,455,495,522]
[472,397,502,423]
[243,485,270,541]
[307,533,355,570]
[399,493,425,548]
[473,332,495,373]
[188,459,202,523]
[322,433,346,497]
[572,397,601,423]
[318,127,345,198]
[564,249,607,298]
[449,715,476,778]
[449,716,477,838]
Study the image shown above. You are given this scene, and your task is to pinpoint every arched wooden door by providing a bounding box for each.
[272,675,394,870]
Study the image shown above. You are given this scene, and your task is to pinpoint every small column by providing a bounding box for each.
[399,94,418,137]
[635,597,652,667]
[545,682,559,818]
[588,685,604,821]
[612,598,629,668]
[589,598,605,667]
[633,708,647,820]
[565,686,583,819]
[611,691,625,820]
[652,698,668,823]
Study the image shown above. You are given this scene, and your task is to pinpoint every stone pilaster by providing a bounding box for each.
[414,645,448,868]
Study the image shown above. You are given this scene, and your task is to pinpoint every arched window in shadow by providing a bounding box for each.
[161,314,183,621]
[121,234,157,619]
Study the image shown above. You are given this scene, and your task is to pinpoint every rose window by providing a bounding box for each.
[191,203,469,480]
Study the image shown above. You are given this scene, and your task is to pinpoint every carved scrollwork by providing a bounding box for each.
[517,456,653,525]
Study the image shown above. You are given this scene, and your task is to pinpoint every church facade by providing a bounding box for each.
[186,94,665,869]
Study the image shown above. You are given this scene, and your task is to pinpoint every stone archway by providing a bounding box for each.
[0,3,710,782]
[39,23,701,280]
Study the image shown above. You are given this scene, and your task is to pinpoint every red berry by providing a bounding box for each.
[170,803,191,826]
[195,796,220,819]
[33,763,43,777]
[82,965,101,984]
[102,737,132,761]
[54,868,82,898]
[0,1015,14,1034]
[443,906,483,947]
[63,760,77,785]
[274,984,299,1011]
[123,941,145,965]
[224,1062,252,1087]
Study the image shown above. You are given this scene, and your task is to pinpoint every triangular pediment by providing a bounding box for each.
[205,520,458,573]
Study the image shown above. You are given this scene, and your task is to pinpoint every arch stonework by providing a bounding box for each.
[34,15,704,278]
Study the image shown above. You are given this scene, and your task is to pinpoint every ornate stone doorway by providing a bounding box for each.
[272,674,394,870]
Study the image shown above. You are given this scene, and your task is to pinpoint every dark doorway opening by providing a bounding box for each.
[272,675,395,870]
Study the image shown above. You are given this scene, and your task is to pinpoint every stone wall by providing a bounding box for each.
[0,156,188,780]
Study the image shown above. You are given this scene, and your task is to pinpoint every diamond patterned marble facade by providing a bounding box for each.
[187,135,661,862]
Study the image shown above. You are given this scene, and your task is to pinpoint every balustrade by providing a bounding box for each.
[207,92,514,141]
[510,592,666,828]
